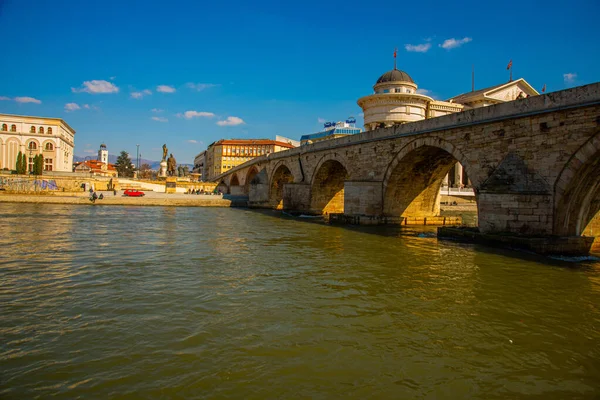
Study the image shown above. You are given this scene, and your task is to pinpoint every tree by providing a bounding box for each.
[33,154,44,175]
[138,163,152,179]
[15,152,27,174]
[115,151,134,177]
[15,152,22,174]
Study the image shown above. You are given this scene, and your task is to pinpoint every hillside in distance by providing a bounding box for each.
[73,155,192,170]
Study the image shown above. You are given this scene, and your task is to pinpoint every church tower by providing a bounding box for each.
[98,143,108,164]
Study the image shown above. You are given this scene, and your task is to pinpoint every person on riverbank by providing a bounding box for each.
[90,192,98,203]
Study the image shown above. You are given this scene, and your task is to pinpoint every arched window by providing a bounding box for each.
[30,126,36,133]
[47,127,52,134]
[39,127,44,134]
[45,143,54,151]
[10,125,16,132]
[1,124,6,131]
[28,142,37,150]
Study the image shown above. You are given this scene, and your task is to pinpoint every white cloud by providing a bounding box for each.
[151,108,163,113]
[15,96,42,104]
[439,37,472,50]
[72,80,119,94]
[83,149,96,154]
[416,88,439,99]
[358,112,364,117]
[109,76,116,80]
[217,116,245,126]
[317,117,326,123]
[186,83,219,91]
[157,85,176,93]
[405,43,431,53]
[187,140,198,144]
[64,103,81,112]
[0,96,10,101]
[151,116,168,122]
[131,89,152,99]
[179,110,215,119]
[563,73,577,84]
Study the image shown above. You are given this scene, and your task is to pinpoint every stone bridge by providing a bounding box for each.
[212,83,600,239]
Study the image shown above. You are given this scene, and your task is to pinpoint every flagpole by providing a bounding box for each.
[510,66,512,82]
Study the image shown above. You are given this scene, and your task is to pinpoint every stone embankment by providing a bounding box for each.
[0,193,246,207]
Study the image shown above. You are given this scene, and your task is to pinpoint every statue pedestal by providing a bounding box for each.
[159,160,167,178]
[165,177,177,194]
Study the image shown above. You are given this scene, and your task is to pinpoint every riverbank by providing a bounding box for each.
[0,192,246,207]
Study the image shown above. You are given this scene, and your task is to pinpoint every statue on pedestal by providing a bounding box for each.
[167,153,177,177]
[162,144,168,161]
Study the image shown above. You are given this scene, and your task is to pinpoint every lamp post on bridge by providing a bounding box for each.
[136,144,140,179]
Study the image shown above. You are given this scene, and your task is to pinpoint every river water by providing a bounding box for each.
[1,204,599,399]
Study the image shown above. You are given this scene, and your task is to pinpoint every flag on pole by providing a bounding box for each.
[393,48,397,58]
[542,84,546,93]
[506,60,513,70]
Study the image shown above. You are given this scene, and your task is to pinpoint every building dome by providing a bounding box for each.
[376,69,414,84]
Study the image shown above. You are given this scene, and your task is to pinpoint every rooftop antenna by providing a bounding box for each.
[393,48,397,70]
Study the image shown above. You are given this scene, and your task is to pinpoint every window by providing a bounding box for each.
[11,124,16,132]
[47,127,52,134]
[28,157,34,172]
[28,142,37,150]
[45,143,54,151]
[44,158,53,171]
[30,126,36,133]
[1,124,6,131]
[39,127,44,134]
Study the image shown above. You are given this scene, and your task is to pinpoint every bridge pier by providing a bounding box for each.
[283,183,311,213]
[344,181,383,216]
[478,192,554,235]
[248,183,270,207]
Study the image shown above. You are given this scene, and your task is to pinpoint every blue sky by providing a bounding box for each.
[0,0,598,163]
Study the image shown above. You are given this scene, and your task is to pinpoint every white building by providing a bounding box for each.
[0,113,75,172]
[357,68,540,188]
[193,150,206,181]
[357,69,464,131]
[98,143,108,164]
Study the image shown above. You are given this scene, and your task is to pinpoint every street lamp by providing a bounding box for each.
[136,144,140,178]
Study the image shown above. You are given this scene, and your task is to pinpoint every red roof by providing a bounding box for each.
[74,160,116,172]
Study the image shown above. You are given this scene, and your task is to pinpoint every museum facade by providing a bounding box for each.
[0,113,75,172]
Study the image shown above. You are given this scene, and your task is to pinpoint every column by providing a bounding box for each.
[454,163,463,187]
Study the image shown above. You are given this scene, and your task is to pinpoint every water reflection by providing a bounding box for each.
[0,204,599,399]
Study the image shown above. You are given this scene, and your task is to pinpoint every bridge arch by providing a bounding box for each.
[216,179,229,194]
[554,132,600,236]
[310,158,349,215]
[230,173,240,187]
[270,164,294,209]
[244,166,259,194]
[382,137,474,218]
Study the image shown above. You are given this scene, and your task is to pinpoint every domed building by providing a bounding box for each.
[357,68,464,131]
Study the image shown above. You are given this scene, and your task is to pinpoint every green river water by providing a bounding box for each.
[1,204,599,399]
